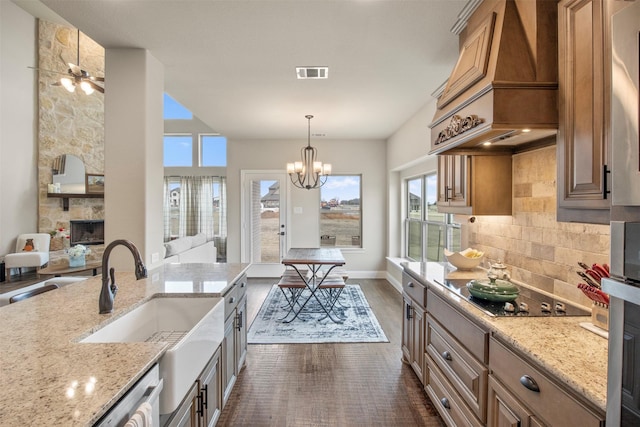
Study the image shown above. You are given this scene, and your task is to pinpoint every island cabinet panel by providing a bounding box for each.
[426,290,489,364]
[401,272,427,383]
[437,154,512,216]
[489,337,605,426]
[557,0,610,224]
[427,315,488,423]
[164,348,222,427]
[221,273,248,407]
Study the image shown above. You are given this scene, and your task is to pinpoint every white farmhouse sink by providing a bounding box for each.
[81,296,224,414]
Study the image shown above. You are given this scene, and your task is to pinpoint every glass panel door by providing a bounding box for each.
[242,172,287,276]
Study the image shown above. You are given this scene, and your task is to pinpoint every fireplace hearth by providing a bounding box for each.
[70,220,104,246]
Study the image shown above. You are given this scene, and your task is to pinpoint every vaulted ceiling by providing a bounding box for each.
[20,0,466,140]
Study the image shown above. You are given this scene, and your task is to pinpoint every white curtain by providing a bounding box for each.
[179,176,216,239]
[163,177,172,241]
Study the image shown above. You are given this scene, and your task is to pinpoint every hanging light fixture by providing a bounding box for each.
[287,115,332,190]
[58,29,105,95]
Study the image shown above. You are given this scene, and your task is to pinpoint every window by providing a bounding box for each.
[320,175,361,248]
[200,135,227,167]
[164,176,227,260]
[405,173,460,261]
[163,93,193,119]
[164,135,193,166]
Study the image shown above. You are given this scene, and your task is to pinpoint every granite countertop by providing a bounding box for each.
[403,261,608,412]
[0,262,249,426]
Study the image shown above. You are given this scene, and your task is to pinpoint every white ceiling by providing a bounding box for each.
[23,0,466,140]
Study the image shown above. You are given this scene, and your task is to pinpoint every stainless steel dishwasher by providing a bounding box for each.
[94,364,163,427]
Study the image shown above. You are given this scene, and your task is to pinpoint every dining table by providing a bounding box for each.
[279,247,346,323]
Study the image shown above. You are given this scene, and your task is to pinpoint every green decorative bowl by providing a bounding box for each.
[467,279,520,302]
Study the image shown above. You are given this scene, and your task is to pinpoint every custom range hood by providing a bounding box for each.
[429,0,558,155]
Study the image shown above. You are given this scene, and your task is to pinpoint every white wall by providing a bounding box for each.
[104,48,165,271]
[228,137,387,275]
[386,98,439,259]
[0,2,38,256]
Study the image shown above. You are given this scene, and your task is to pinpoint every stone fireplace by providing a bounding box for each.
[70,220,104,246]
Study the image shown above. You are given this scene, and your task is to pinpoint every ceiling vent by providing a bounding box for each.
[296,67,329,79]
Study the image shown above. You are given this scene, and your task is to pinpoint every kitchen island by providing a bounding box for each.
[0,262,249,426]
[402,261,608,425]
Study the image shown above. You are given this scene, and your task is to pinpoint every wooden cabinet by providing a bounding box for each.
[487,375,542,427]
[622,300,640,422]
[221,273,248,406]
[401,272,426,383]
[488,336,605,426]
[165,349,222,427]
[557,0,611,224]
[200,350,222,427]
[425,289,489,425]
[426,314,488,422]
[437,154,512,215]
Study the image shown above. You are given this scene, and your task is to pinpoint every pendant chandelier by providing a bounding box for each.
[287,115,332,190]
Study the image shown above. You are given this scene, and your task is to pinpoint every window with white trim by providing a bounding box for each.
[406,173,460,261]
[320,175,362,248]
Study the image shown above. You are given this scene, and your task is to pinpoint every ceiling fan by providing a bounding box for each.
[32,29,105,95]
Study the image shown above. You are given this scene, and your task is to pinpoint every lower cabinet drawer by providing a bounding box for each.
[489,337,604,426]
[223,285,239,319]
[427,290,488,363]
[403,272,426,307]
[427,315,488,422]
[425,361,484,427]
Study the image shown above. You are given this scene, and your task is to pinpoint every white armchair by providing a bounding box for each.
[4,233,51,282]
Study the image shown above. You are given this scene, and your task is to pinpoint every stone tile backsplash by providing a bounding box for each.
[468,145,610,308]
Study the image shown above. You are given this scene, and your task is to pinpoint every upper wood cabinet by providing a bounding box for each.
[557,0,611,224]
[437,154,512,216]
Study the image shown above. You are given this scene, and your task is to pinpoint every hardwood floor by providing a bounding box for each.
[218,278,444,427]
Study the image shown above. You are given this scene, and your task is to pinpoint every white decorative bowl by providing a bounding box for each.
[444,248,484,270]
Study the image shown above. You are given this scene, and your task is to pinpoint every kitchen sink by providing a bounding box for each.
[81,296,225,414]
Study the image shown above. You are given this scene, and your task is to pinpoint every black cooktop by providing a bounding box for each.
[435,278,591,317]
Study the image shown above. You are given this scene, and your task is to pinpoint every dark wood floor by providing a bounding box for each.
[217,278,444,427]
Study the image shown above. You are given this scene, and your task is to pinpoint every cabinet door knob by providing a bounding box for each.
[519,375,540,392]
[442,351,452,361]
[229,296,236,304]
[440,397,451,409]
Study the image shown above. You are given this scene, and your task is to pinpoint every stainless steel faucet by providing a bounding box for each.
[99,239,148,314]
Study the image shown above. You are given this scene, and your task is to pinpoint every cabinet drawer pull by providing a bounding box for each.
[229,296,236,304]
[442,351,452,361]
[196,392,204,415]
[603,164,610,199]
[408,282,414,288]
[201,384,208,408]
[241,281,246,288]
[440,397,451,409]
[520,375,540,392]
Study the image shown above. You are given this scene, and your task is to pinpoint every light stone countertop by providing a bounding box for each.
[0,262,249,426]
[403,261,608,412]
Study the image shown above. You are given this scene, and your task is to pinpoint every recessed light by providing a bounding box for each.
[482,141,492,146]
[296,67,329,79]
[522,128,531,133]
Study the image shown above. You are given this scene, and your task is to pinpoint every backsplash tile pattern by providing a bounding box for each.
[468,145,610,308]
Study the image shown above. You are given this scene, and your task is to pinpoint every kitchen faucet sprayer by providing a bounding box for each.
[99,239,148,314]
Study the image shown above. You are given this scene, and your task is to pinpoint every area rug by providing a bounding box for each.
[248,284,389,344]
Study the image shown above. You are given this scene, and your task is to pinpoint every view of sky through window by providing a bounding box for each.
[163,93,192,119]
